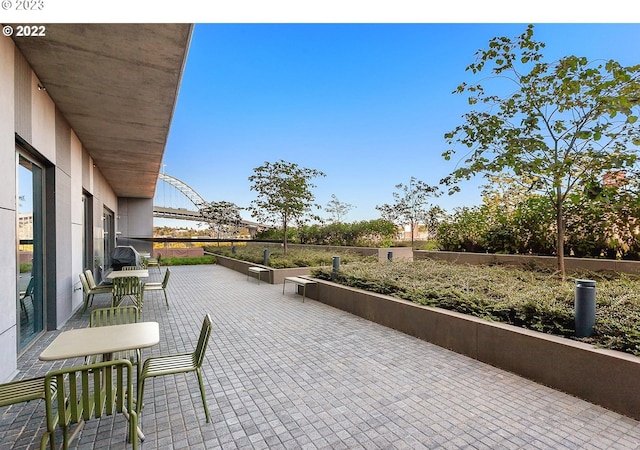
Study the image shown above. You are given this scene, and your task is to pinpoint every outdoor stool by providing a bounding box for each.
[247,266,270,284]
[283,276,317,303]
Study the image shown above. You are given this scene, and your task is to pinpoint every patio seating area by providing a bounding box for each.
[2,264,640,449]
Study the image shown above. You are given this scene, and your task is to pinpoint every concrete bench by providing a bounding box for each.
[282,277,317,303]
[247,266,270,284]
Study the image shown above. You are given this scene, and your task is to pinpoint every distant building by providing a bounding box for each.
[603,170,626,187]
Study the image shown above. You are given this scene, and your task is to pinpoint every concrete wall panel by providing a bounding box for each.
[13,48,30,142]
[55,169,72,325]
[0,37,15,211]
[30,72,56,163]
[55,109,71,175]
[0,36,17,383]
[70,132,83,225]
[0,208,17,335]
[0,327,17,382]
[117,197,153,239]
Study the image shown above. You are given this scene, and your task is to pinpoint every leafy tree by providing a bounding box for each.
[564,171,640,259]
[437,206,490,252]
[248,160,326,254]
[201,200,243,239]
[376,177,441,248]
[325,194,355,223]
[442,24,640,276]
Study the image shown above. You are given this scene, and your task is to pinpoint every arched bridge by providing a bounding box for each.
[153,173,263,233]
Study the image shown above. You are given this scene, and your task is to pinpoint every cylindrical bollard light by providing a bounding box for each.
[263,248,269,265]
[387,251,393,261]
[332,256,340,281]
[575,279,596,337]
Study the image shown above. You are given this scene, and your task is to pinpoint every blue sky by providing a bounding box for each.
[156,23,640,224]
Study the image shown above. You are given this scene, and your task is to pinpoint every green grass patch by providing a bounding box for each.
[311,259,640,356]
[158,255,217,266]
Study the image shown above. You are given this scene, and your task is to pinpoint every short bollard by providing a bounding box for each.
[575,279,596,337]
[263,248,269,265]
[332,256,340,282]
[387,251,393,261]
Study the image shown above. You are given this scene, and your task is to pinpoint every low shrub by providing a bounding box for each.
[204,244,376,269]
[311,260,640,356]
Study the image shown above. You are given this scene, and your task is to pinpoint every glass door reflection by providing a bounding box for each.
[17,153,44,352]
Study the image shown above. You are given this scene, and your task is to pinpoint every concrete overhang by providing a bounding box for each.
[11,23,193,198]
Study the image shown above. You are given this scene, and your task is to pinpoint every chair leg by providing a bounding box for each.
[163,290,169,310]
[82,294,92,314]
[20,298,29,321]
[39,430,54,450]
[136,377,146,416]
[62,424,70,449]
[135,349,142,381]
[196,368,211,423]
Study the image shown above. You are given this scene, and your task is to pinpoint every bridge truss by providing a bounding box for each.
[154,173,263,234]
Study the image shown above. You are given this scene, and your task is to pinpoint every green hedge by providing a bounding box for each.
[204,245,375,269]
[157,255,217,266]
[311,260,640,356]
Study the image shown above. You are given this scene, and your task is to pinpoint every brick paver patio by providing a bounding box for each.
[2,264,640,449]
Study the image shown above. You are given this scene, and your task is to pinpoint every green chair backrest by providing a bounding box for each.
[122,266,144,271]
[90,306,139,327]
[162,268,171,288]
[24,277,35,297]
[112,276,142,296]
[112,276,143,309]
[194,314,213,368]
[41,360,137,449]
[0,376,50,408]
[85,270,99,289]
[79,273,90,295]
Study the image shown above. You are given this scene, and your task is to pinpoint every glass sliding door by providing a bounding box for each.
[103,207,115,271]
[82,193,93,271]
[17,152,45,352]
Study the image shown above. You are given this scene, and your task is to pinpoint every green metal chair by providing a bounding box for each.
[19,276,35,321]
[84,269,110,291]
[0,375,54,408]
[137,314,213,423]
[40,360,138,450]
[87,306,141,377]
[111,276,144,312]
[142,268,171,310]
[79,273,112,314]
[145,254,161,274]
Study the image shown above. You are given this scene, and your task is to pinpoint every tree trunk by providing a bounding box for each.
[282,216,288,256]
[556,186,565,278]
[410,220,415,249]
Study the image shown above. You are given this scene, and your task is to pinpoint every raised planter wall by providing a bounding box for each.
[415,250,640,274]
[212,245,414,283]
[304,278,640,421]
[213,254,311,284]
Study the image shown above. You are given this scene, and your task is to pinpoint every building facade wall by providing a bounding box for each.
[0,35,124,382]
[118,197,154,238]
[0,34,19,382]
